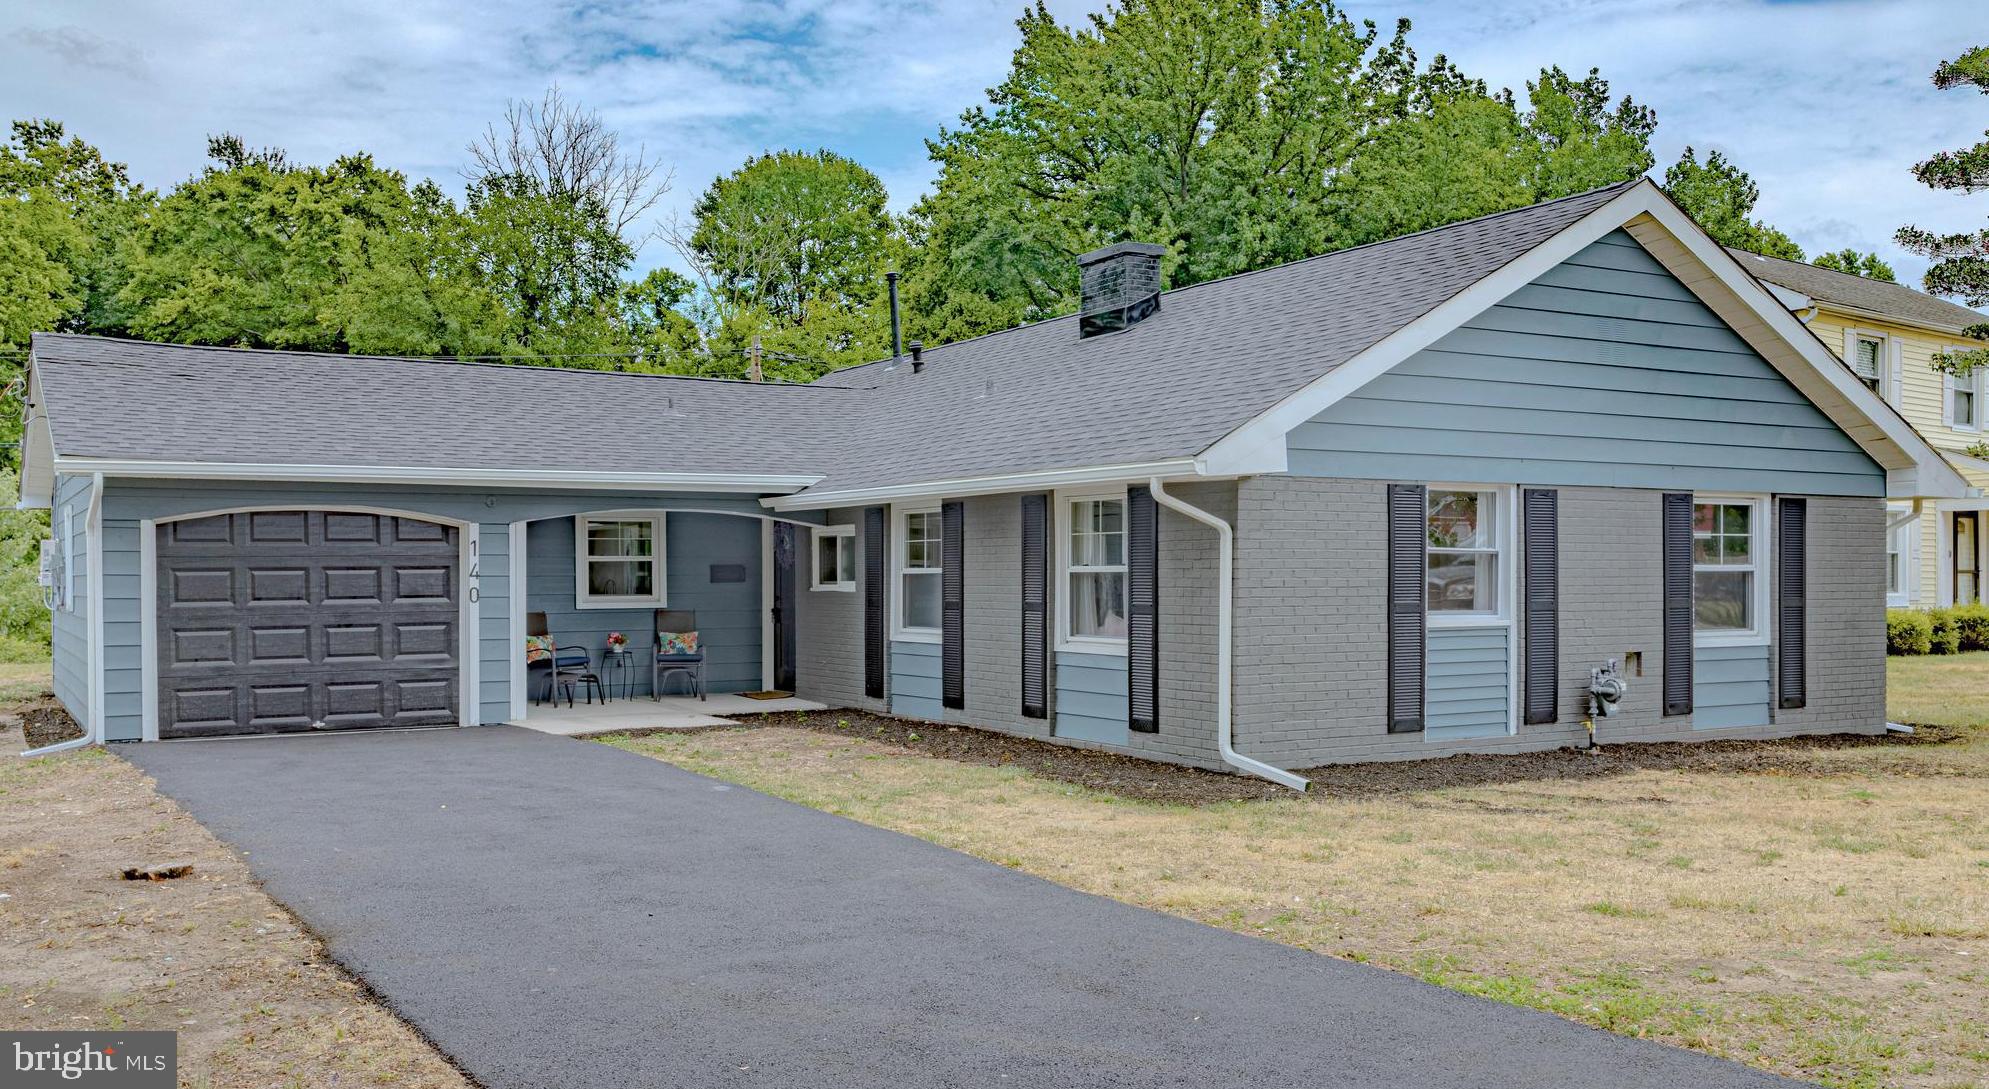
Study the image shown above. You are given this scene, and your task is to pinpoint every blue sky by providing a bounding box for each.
[4,0,1985,288]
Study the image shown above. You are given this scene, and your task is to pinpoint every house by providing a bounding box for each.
[1725,249,1989,611]
[18,178,1966,788]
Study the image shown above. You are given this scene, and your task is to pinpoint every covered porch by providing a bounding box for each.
[502,503,813,727]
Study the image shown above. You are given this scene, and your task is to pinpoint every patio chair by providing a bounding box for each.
[652,608,706,701]
[527,612,603,708]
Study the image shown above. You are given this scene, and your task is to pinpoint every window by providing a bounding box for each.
[812,525,855,591]
[1850,334,1885,394]
[1064,497,1128,643]
[1948,364,1982,431]
[1426,489,1502,618]
[1692,499,1764,639]
[575,515,665,609]
[898,508,942,634]
[1886,504,1915,608]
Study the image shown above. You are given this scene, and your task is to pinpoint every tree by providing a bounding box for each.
[1662,147,1803,260]
[1897,46,1989,376]
[1811,248,1896,282]
[118,139,507,355]
[0,119,152,338]
[467,85,670,238]
[670,149,899,378]
[904,1,1655,343]
[458,170,634,360]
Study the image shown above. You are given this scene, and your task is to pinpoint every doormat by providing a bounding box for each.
[740,691,794,700]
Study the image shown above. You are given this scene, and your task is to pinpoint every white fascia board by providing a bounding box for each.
[764,459,1206,511]
[1195,179,1970,501]
[1757,280,1812,314]
[15,363,53,509]
[49,457,821,495]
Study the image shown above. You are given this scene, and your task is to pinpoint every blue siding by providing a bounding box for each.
[1693,643,1772,730]
[1055,649,1128,744]
[49,473,91,728]
[526,514,763,697]
[890,639,945,719]
[88,481,780,740]
[1426,626,1510,740]
[1287,231,1886,497]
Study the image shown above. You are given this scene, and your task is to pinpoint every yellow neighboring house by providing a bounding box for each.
[1731,248,1988,609]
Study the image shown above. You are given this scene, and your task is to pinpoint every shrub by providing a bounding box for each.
[1930,608,1961,654]
[1954,605,1989,652]
[1887,609,1932,655]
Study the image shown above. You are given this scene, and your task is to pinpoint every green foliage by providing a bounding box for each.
[1898,46,1989,308]
[675,149,900,378]
[1661,147,1803,260]
[0,471,47,654]
[904,1,1654,343]
[1811,249,1896,282]
[1887,609,1932,656]
[1930,608,1961,655]
[1952,605,1989,652]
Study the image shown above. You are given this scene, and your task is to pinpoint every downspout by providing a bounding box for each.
[1148,477,1309,792]
[21,472,103,757]
[1887,499,1923,533]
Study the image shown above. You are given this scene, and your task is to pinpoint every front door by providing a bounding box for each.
[1957,513,1980,605]
[771,522,798,691]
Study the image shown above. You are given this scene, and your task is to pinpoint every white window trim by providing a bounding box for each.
[1844,328,1894,404]
[892,503,942,642]
[1055,488,1131,655]
[1692,494,1772,648]
[1886,503,1919,609]
[573,512,668,610]
[811,524,856,592]
[1944,348,1984,432]
[1423,483,1517,630]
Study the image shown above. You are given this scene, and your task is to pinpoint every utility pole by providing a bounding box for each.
[749,335,763,383]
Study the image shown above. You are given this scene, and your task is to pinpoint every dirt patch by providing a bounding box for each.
[0,724,471,1089]
[692,710,1968,806]
[18,696,83,748]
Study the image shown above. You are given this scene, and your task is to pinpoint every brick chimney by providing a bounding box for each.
[1077,242,1165,338]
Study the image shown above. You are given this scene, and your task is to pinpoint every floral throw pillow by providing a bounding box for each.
[524,635,555,664]
[658,631,700,656]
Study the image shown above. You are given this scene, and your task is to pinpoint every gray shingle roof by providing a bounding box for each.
[30,181,1634,500]
[29,335,855,479]
[1725,247,1987,334]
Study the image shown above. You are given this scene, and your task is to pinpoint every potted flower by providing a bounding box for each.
[605,631,628,653]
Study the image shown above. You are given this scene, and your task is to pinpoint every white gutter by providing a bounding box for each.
[22,472,102,757]
[1888,499,1924,533]
[765,459,1204,512]
[49,458,820,495]
[1148,476,1308,792]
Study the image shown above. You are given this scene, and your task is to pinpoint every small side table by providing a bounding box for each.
[599,648,635,702]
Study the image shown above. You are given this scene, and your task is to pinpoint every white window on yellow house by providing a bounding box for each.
[1850,334,1885,395]
[1947,364,1983,431]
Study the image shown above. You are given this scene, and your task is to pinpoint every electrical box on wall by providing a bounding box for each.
[38,538,61,610]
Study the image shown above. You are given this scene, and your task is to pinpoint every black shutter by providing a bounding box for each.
[1386,484,1426,733]
[1777,497,1807,710]
[1127,486,1160,733]
[1522,489,1559,726]
[863,506,886,701]
[1020,494,1049,719]
[941,500,965,710]
[1662,492,1694,717]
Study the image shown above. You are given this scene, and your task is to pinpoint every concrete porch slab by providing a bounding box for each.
[508,693,827,736]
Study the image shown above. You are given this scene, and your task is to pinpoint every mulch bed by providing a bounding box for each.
[18,698,83,749]
[713,710,1969,806]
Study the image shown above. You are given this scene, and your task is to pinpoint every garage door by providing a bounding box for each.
[157,510,459,738]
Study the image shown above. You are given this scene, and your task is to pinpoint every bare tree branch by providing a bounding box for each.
[466,85,673,238]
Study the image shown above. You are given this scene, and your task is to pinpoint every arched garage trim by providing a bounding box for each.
[505,507,826,722]
[140,504,482,742]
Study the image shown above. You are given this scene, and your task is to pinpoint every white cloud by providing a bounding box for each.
[2,0,1985,290]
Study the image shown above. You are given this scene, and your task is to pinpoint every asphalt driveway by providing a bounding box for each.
[125,726,1802,1088]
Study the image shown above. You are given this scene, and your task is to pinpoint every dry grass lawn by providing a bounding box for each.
[607,655,1989,1089]
[0,683,470,1088]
